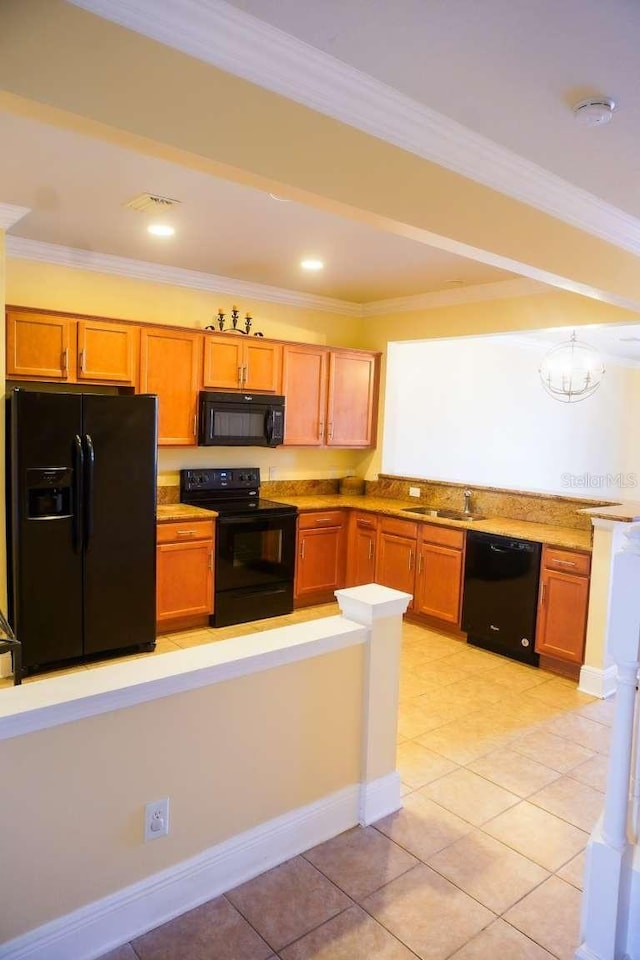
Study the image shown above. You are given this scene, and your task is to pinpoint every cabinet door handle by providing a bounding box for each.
[358,519,374,528]
[243,364,248,386]
[314,518,333,525]
[408,549,414,571]
[300,540,305,560]
[208,551,213,570]
[61,347,69,374]
[238,364,244,386]
[193,413,197,437]
[176,529,197,537]
[328,421,334,440]
[418,553,423,574]
[368,540,374,560]
[79,349,85,372]
[318,420,325,442]
[551,559,577,568]
[540,583,546,604]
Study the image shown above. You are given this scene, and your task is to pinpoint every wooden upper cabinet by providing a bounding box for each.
[282,344,328,446]
[203,335,282,392]
[244,339,282,392]
[77,319,137,384]
[327,350,379,447]
[139,327,202,446]
[7,309,74,380]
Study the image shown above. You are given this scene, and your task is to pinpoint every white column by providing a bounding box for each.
[577,525,640,960]
[336,583,411,826]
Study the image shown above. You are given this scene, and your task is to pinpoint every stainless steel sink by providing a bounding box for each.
[401,506,485,521]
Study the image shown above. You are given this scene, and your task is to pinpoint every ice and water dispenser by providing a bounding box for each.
[25,467,73,519]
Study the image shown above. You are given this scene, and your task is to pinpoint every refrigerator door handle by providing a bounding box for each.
[83,433,95,548]
[73,434,84,552]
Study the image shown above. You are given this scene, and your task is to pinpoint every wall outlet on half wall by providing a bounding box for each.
[408,487,421,498]
[144,798,170,841]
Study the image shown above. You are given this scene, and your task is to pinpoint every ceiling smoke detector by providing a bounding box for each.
[124,193,181,212]
[573,97,616,127]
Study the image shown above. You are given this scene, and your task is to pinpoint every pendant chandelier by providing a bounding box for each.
[539,331,606,403]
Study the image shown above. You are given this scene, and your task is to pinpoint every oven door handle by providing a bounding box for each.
[219,512,295,525]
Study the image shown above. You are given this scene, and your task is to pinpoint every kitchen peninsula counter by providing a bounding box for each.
[270,494,593,552]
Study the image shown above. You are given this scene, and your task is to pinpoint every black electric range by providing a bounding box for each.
[180,468,298,627]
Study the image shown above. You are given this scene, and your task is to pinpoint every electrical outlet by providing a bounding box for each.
[268,466,278,480]
[144,798,170,842]
[408,487,421,498]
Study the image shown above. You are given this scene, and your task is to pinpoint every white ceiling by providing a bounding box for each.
[225,0,640,218]
[0,112,515,304]
[3,0,640,316]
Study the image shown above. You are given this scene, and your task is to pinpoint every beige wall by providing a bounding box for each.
[0,645,364,940]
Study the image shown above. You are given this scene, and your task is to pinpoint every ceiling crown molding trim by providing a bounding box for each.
[0,203,30,230]
[69,0,640,256]
[363,278,549,317]
[5,237,363,316]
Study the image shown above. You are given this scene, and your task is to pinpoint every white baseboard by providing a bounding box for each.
[578,664,618,699]
[359,771,401,825]
[1,775,400,960]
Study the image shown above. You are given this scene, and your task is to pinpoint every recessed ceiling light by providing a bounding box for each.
[147,223,175,237]
[301,258,324,271]
[269,193,291,202]
[446,279,464,286]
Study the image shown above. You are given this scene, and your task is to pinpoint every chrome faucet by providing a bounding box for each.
[463,489,473,516]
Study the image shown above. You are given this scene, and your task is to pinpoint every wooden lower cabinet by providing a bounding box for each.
[156,520,214,623]
[414,525,464,625]
[347,511,379,586]
[375,516,418,604]
[535,547,590,669]
[295,510,347,605]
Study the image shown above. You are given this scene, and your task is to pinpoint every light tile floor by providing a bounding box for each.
[5,608,611,960]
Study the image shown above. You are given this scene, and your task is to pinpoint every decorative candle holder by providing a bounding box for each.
[205,307,262,336]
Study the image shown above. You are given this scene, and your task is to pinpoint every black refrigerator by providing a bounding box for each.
[7,389,158,673]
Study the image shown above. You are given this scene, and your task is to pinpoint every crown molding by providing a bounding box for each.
[69,0,640,256]
[362,278,548,317]
[0,203,30,230]
[6,236,561,317]
[5,236,363,316]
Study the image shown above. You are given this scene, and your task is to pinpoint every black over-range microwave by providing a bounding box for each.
[198,391,285,447]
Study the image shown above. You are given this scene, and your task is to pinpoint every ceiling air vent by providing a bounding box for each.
[124,193,181,213]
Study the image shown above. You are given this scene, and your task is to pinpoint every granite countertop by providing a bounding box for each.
[157,504,218,523]
[268,494,593,552]
[578,501,640,522]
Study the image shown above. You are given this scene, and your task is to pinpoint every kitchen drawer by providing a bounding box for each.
[353,511,378,530]
[420,523,464,550]
[157,519,214,544]
[298,510,346,530]
[544,547,591,577]
[379,516,417,539]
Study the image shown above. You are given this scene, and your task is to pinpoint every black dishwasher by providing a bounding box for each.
[462,531,542,665]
